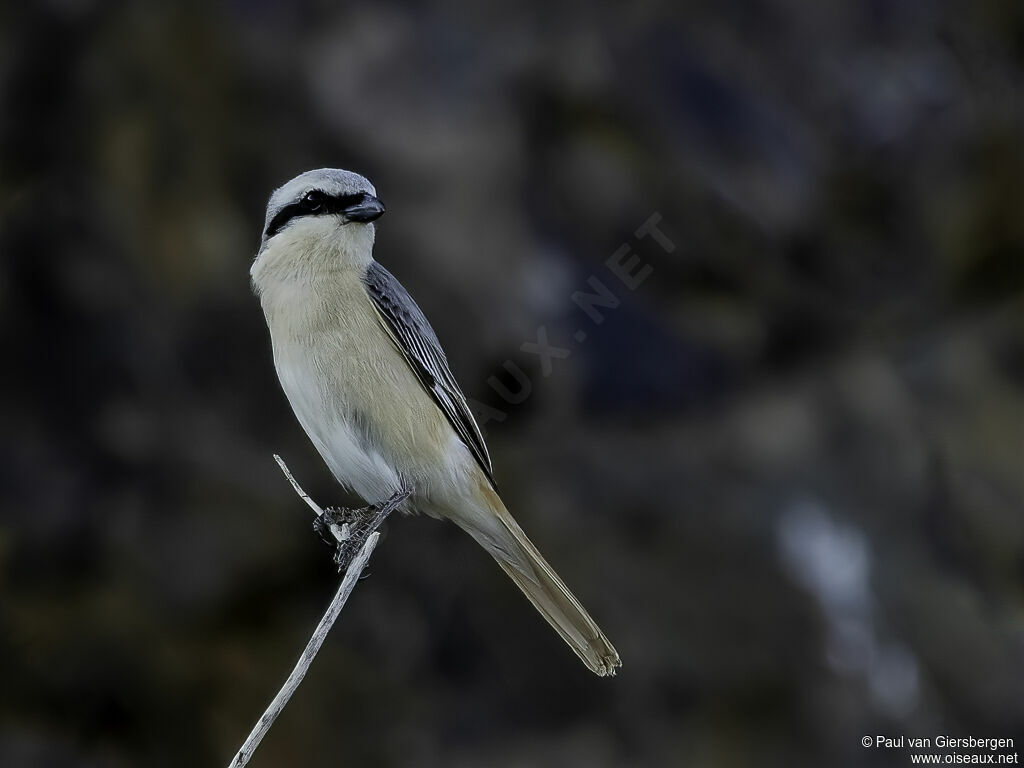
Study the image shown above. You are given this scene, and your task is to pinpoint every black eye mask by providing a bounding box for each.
[264,190,373,239]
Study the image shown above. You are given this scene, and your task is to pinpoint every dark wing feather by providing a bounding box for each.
[362,261,495,487]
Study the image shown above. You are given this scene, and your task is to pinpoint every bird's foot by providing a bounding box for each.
[313,488,412,572]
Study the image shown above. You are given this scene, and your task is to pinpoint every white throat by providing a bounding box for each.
[250,217,376,304]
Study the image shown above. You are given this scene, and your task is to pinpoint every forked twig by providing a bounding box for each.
[227,456,391,768]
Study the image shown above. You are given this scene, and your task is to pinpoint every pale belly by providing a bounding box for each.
[270,307,467,508]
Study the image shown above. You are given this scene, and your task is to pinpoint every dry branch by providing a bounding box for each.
[226,456,386,768]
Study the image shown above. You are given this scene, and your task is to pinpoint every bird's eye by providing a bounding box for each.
[302,191,325,211]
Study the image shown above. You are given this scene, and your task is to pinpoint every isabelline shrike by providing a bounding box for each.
[251,168,620,676]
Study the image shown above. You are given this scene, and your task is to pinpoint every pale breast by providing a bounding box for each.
[265,267,457,503]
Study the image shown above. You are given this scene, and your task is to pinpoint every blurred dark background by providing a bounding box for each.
[2,1,1024,766]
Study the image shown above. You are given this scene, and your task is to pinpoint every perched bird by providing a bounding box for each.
[251,168,621,676]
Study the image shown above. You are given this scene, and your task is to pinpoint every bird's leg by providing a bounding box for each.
[314,489,412,572]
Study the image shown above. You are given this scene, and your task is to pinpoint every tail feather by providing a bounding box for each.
[456,486,622,677]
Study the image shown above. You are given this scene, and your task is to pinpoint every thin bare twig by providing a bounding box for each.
[226,457,379,768]
[273,454,324,517]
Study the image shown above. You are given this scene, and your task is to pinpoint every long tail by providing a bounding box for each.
[454,482,621,677]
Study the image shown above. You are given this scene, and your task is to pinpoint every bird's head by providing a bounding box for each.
[257,167,384,251]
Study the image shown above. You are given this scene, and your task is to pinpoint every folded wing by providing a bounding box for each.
[361,260,495,488]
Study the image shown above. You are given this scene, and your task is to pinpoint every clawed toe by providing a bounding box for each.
[312,489,412,572]
[313,507,353,547]
[312,514,334,546]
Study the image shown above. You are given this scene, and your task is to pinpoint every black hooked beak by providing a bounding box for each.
[343,193,386,223]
